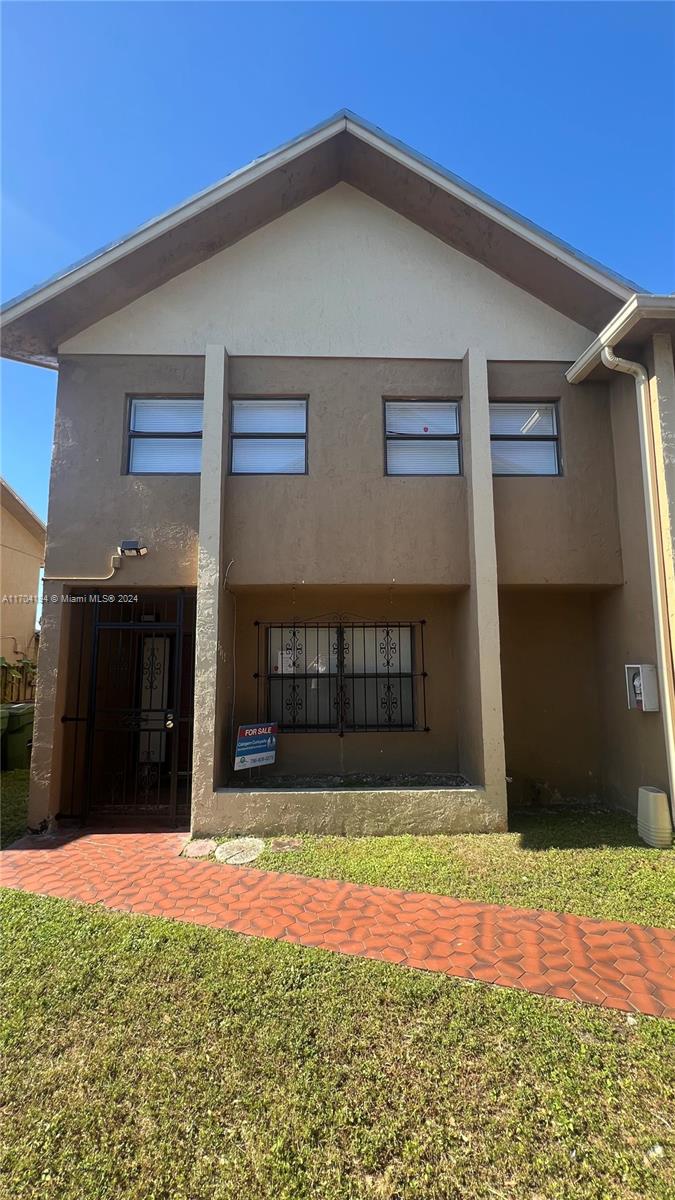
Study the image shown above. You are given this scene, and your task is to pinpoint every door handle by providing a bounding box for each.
[165,712,174,730]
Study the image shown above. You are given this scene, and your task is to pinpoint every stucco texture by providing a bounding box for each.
[499,588,603,803]
[60,185,595,362]
[45,356,203,585]
[0,505,44,658]
[223,357,468,587]
[593,374,669,811]
[227,586,461,783]
[490,362,622,586]
[192,786,501,838]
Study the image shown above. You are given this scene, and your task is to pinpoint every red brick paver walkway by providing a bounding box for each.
[2,830,673,1018]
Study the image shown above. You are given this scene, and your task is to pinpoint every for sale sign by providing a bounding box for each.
[234,723,278,771]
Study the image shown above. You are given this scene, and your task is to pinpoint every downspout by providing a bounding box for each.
[601,346,675,822]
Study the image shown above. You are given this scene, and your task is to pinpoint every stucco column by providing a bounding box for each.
[191,344,231,831]
[28,583,69,827]
[456,348,507,826]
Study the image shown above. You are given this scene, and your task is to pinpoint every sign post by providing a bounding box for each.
[234,723,278,771]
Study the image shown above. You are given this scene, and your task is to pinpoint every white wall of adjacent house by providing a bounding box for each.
[59,184,594,360]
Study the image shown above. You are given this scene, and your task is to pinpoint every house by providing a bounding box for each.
[0,478,46,665]
[2,112,674,837]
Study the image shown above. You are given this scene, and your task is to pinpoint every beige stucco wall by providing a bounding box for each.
[499,588,603,802]
[224,357,468,587]
[60,185,595,361]
[29,354,202,826]
[490,362,622,586]
[455,350,506,818]
[44,355,203,584]
[228,586,460,782]
[191,785,503,839]
[593,373,669,812]
[0,505,44,658]
[28,343,669,829]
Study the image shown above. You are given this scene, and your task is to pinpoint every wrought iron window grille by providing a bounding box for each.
[255,619,429,734]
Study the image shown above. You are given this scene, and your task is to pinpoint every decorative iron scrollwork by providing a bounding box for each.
[285,683,304,722]
[379,682,399,723]
[119,711,149,730]
[378,627,398,669]
[137,762,160,805]
[143,649,163,690]
[283,627,304,672]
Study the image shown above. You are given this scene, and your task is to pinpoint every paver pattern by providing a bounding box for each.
[2,829,673,1017]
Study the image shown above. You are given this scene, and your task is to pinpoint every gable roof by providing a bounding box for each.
[0,110,640,367]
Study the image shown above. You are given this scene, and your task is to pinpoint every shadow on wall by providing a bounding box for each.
[510,804,646,851]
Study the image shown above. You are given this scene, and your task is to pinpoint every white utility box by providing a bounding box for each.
[625,664,659,712]
[637,786,673,848]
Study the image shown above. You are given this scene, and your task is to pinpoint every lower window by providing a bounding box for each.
[259,622,427,732]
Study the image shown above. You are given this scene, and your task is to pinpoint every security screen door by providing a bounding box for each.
[85,592,195,821]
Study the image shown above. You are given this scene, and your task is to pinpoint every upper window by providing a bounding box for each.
[231,399,307,474]
[490,402,560,476]
[128,397,203,474]
[385,401,460,475]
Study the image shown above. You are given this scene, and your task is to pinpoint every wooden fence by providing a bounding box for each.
[1,661,36,704]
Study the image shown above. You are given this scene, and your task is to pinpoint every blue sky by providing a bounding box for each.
[2,1,673,520]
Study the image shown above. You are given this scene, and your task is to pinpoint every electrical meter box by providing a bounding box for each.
[625,664,659,712]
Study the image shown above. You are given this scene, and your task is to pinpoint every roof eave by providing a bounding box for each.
[342,114,639,301]
[0,110,642,365]
[566,295,675,383]
[0,112,349,327]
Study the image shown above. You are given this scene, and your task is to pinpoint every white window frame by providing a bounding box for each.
[127,395,203,475]
[230,397,308,475]
[384,399,462,476]
[489,400,561,476]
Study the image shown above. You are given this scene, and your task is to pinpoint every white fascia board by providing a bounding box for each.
[345,117,637,303]
[0,115,348,325]
[566,294,675,382]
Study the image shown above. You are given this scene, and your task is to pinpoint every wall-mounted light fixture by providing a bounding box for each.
[118,540,148,558]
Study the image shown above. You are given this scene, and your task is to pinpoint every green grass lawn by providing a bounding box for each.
[0,769,29,848]
[2,889,674,1200]
[256,807,675,928]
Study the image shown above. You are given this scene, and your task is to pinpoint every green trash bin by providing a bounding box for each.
[4,703,35,770]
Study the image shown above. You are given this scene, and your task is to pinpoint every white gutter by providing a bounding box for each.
[566,295,675,384]
[600,346,675,821]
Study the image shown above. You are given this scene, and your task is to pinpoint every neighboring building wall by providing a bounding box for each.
[490,362,622,586]
[499,588,603,802]
[594,373,669,812]
[0,504,43,659]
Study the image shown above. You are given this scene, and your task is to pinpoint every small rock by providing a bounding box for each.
[646,1144,665,1161]
[215,837,265,865]
[183,838,217,859]
[269,837,303,852]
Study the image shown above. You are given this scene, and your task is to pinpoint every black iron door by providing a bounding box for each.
[85,591,195,822]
